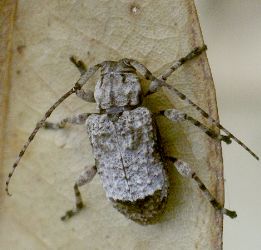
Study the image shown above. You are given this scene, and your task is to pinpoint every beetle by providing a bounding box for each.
[5,45,258,224]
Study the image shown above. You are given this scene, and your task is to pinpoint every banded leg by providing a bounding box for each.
[61,165,97,221]
[161,109,232,144]
[168,157,237,219]
[70,56,96,102]
[43,113,91,129]
[75,89,95,103]
[70,56,87,74]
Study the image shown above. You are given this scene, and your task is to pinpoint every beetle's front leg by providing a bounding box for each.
[70,56,87,74]
[61,165,97,221]
[75,89,95,103]
[167,157,237,219]
[69,56,96,102]
[43,113,91,129]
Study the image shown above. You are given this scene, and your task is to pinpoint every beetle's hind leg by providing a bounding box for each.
[167,157,237,219]
[61,165,97,221]
[43,113,90,129]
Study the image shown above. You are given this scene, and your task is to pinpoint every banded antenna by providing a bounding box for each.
[5,63,101,195]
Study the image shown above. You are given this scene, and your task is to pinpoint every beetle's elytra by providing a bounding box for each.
[6,45,258,224]
[87,107,168,224]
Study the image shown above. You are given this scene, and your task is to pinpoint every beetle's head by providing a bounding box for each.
[94,61,142,112]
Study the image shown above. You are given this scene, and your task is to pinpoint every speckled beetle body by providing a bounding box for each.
[87,107,169,224]
[85,60,169,224]
[7,45,257,223]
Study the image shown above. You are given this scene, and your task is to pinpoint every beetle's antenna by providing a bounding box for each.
[160,45,207,81]
[6,63,102,195]
[5,85,79,196]
[140,44,258,160]
[163,83,259,161]
[153,44,258,160]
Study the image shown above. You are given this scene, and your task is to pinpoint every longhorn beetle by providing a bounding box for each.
[6,45,259,224]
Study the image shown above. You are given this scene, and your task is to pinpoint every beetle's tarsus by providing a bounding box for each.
[223,209,237,219]
[61,205,85,221]
[5,187,12,196]
[220,135,232,144]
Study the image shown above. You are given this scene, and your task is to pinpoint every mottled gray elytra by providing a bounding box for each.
[6,45,258,224]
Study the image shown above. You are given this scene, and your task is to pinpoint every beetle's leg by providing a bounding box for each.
[43,113,91,129]
[75,89,95,103]
[61,165,97,221]
[70,56,87,74]
[160,108,232,144]
[69,56,96,102]
[167,157,237,219]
